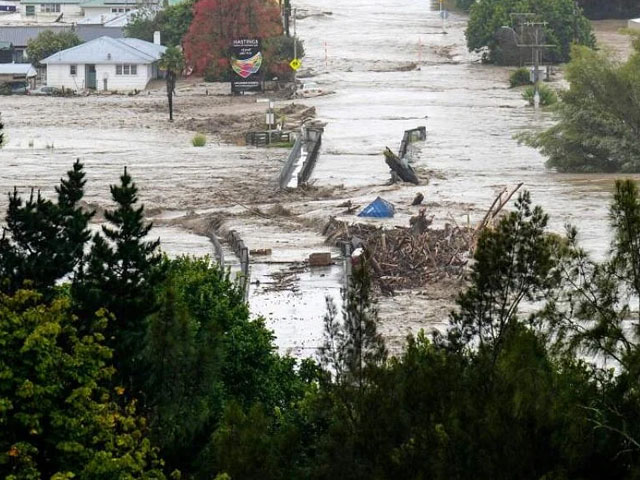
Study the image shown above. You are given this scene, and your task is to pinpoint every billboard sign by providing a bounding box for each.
[230,38,263,93]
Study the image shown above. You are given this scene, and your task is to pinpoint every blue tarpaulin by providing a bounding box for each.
[358,197,395,218]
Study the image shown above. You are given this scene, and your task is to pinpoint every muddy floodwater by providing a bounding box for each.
[1,1,638,354]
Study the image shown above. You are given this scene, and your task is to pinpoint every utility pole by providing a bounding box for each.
[511,14,553,109]
[293,7,297,89]
[284,0,291,37]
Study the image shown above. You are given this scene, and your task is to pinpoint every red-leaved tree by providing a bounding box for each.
[183,0,283,76]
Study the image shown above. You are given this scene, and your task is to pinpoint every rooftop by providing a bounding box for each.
[42,35,165,64]
[0,63,36,76]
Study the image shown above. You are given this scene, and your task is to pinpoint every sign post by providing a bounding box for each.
[230,38,263,94]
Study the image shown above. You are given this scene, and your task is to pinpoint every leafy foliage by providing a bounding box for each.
[0,290,165,480]
[521,41,640,172]
[125,1,194,47]
[73,167,164,393]
[0,160,94,296]
[522,83,558,106]
[183,0,284,76]
[509,66,532,87]
[159,46,184,121]
[578,0,640,20]
[466,0,594,63]
[26,30,82,66]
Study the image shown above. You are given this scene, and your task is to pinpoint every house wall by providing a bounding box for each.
[46,62,154,91]
[82,5,132,16]
[46,62,87,89]
[21,3,83,20]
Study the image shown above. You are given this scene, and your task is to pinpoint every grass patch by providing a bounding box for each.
[192,133,207,147]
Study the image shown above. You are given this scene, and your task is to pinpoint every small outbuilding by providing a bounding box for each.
[0,63,37,88]
[41,35,166,91]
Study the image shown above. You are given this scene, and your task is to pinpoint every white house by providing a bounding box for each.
[20,0,83,20]
[629,18,640,31]
[41,35,166,91]
[79,0,158,17]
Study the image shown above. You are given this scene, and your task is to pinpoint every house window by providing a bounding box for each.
[116,64,138,75]
[70,64,76,76]
[25,5,35,15]
[40,3,61,12]
[111,7,132,12]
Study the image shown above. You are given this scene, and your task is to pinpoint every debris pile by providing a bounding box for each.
[323,210,473,294]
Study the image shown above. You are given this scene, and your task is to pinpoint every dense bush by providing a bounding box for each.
[509,67,532,87]
[578,0,640,19]
[522,84,558,106]
[466,0,594,63]
[521,39,640,172]
[192,132,207,146]
[125,1,194,47]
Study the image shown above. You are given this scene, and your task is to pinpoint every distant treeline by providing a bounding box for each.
[457,0,640,19]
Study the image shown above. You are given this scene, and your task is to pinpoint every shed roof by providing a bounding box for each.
[41,35,165,64]
[0,63,37,76]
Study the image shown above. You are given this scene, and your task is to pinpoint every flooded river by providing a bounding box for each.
[0,0,637,355]
[297,0,639,261]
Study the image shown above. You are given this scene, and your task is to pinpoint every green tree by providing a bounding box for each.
[26,30,82,66]
[0,289,165,479]
[125,1,194,48]
[521,39,640,172]
[0,160,93,296]
[445,192,562,357]
[159,46,184,122]
[73,167,164,393]
[465,0,594,63]
[319,261,387,389]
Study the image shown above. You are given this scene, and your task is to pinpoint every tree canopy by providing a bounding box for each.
[465,0,594,63]
[521,38,640,172]
[26,30,82,66]
[183,0,284,77]
[125,1,194,48]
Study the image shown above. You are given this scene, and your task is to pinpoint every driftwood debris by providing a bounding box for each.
[411,193,424,206]
[384,147,419,185]
[323,216,471,294]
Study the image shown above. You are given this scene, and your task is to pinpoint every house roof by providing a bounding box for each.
[80,0,154,6]
[21,0,81,4]
[41,35,165,64]
[0,63,37,77]
[0,24,123,46]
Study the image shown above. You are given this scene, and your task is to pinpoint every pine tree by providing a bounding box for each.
[319,261,387,388]
[0,160,93,296]
[74,167,164,393]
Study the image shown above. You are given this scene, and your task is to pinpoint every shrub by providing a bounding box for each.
[509,67,532,87]
[522,84,557,106]
[192,132,207,146]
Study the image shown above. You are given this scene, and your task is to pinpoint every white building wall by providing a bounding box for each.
[82,6,133,17]
[95,63,152,91]
[629,19,640,31]
[47,62,154,91]
[45,63,86,90]
[22,3,83,20]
